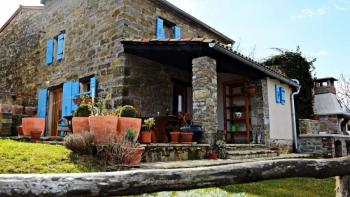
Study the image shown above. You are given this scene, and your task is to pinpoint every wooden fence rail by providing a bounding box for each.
[1,157,350,197]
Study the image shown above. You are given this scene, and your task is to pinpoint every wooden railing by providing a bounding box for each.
[1,157,350,196]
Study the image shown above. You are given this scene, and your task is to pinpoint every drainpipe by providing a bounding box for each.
[291,79,301,152]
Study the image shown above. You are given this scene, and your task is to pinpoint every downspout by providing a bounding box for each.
[291,79,301,152]
[339,118,345,134]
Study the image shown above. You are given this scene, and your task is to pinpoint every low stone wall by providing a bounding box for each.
[142,144,210,162]
[299,134,350,158]
[299,117,340,135]
[0,113,12,136]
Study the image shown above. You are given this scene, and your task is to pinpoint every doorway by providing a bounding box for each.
[50,88,62,136]
[172,81,191,115]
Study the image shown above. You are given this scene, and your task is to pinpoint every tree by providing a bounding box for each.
[337,74,350,112]
[264,47,316,120]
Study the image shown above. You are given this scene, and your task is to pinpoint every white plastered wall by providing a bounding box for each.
[267,77,293,141]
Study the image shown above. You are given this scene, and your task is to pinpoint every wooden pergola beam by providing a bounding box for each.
[1,157,350,196]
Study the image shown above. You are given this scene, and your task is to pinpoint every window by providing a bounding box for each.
[156,17,181,39]
[46,31,65,65]
[78,75,96,100]
[275,83,286,105]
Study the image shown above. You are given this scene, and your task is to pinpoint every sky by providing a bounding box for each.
[1,0,349,78]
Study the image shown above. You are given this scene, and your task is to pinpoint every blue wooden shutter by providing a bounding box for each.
[62,81,80,117]
[173,26,181,39]
[46,39,54,65]
[71,82,80,112]
[57,33,64,60]
[156,17,165,39]
[275,84,281,104]
[90,76,96,100]
[280,86,286,105]
[37,89,48,118]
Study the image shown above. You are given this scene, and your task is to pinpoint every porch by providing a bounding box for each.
[121,38,298,145]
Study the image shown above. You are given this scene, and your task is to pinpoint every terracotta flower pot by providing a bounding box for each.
[17,126,23,136]
[246,87,256,94]
[209,152,218,160]
[24,106,37,116]
[170,131,180,144]
[12,105,23,115]
[89,116,118,144]
[22,118,45,136]
[181,132,193,144]
[139,131,152,144]
[117,117,142,142]
[31,131,42,141]
[122,146,145,166]
[0,104,12,113]
[72,117,90,134]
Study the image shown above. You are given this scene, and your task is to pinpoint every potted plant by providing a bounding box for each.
[170,129,181,144]
[208,150,218,160]
[72,104,91,134]
[89,114,119,144]
[178,112,193,144]
[12,105,23,115]
[246,85,256,94]
[31,131,42,141]
[270,143,283,156]
[122,128,145,166]
[0,104,12,113]
[22,118,45,136]
[115,105,142,142]
[140,117,155,144]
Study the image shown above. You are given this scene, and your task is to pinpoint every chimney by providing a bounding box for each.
[314,77,338,95]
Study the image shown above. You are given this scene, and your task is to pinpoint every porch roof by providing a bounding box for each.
[121,38,299,87]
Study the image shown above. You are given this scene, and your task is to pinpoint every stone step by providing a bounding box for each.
[226,149,277,160]
[225,144,268,151]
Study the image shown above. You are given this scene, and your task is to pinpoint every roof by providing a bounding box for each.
[121,38,299,87]
[0,5,43,33]
[314,93,350,117]
[314,77,338,82]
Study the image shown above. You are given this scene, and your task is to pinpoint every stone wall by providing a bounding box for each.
[2,0,233,111]
[124,54,191,116]
[0,7,43,105]
[299,134,350,158]
[249,78,270,144]
[142,144,209,162]
[299,116,340,135]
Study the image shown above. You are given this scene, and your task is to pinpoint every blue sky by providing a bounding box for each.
[1,0,349,78]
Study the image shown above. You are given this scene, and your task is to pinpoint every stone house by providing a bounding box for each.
[0,0,299,148]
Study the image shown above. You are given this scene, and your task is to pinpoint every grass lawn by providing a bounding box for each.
[0,140,335,196]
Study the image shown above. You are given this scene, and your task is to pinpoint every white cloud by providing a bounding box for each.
[291,7,329,19]
[311,50,329,57]
[335,0,350,10]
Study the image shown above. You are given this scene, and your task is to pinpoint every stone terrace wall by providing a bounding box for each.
[299,116,340,135]
[0,7,43,105]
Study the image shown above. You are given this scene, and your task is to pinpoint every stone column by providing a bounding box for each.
[336,175,350,197]
[192,56,218,145]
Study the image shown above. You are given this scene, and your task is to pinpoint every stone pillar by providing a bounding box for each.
[336,175,350,197]
[192,56,218,145]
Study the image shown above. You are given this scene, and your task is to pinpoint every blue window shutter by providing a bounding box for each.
[62,82,72,117]
[280,86,286,105]
[57,33,64,60]
[173,26,181,39]
[275,84,281,104]
[46,39,54,65]
[37,89,48,118]
[90,76,96,100]
[156,17,165,39]
[71,82,80,112]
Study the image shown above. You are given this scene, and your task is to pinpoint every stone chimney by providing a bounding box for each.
[314,77,338,95]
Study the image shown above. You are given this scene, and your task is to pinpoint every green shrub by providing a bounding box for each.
[116,105,137,117]
[144,117,155,131]
[74,104,92,117]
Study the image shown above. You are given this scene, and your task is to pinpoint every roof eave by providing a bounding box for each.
[157,0,234,45]
[210,44,299,87]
